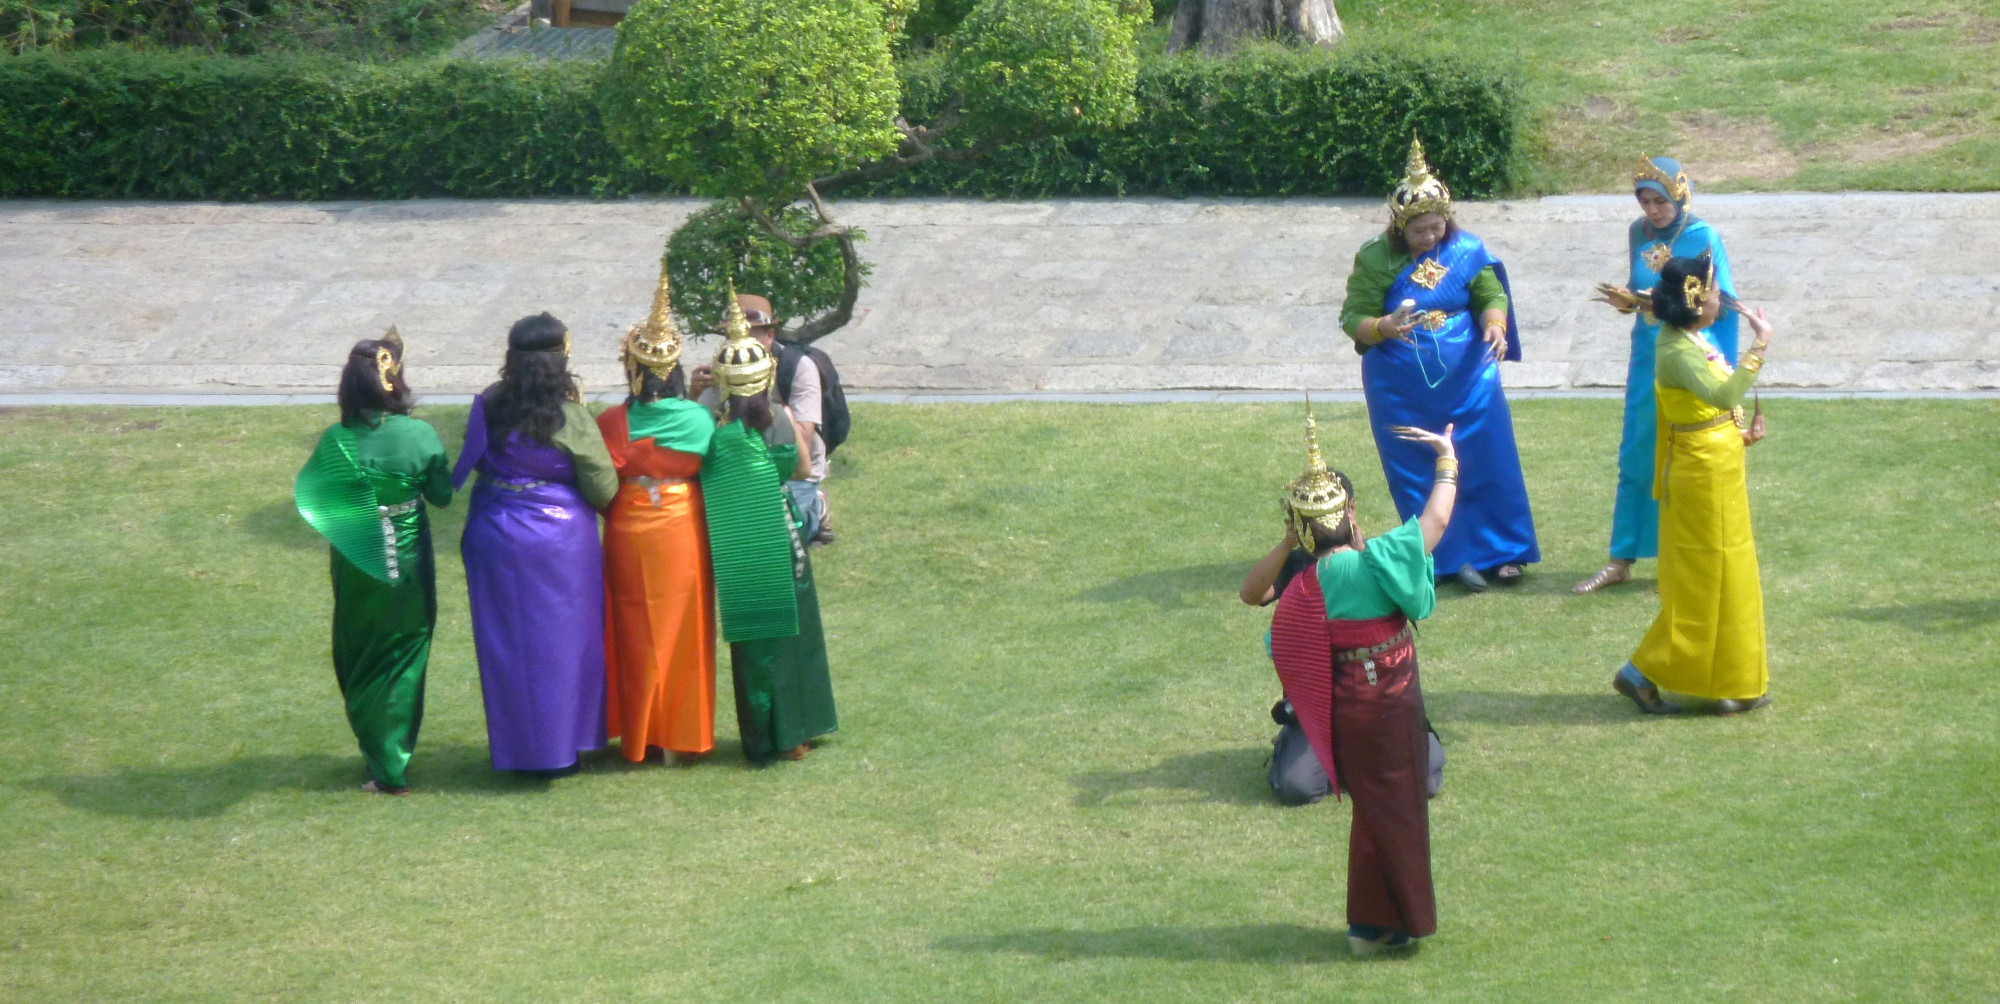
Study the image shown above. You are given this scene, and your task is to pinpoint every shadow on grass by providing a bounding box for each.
[1434,568,1656,600]
[934,923,1346,964]
[1427,690,1627,727]
[243,498,327,551]
[1076,562,1250,610]
[1844,598,2000,633]
[1071,747,1274,808]
[27,743,586,819]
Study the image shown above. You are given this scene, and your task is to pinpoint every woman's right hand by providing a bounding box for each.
[1390,422,1456,458]
[1743,306,1776,351]
[1366,311,1416,345]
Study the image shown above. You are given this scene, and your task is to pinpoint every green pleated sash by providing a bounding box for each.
[701,420,800,643]
[296,423,423,584]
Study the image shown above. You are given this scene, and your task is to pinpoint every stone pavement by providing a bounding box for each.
[4,194,1996,397]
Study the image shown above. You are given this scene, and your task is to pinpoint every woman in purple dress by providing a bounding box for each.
[453,313,620,773]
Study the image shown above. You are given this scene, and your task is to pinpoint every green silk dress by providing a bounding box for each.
[701,418,837,763]
[296,413,452,788]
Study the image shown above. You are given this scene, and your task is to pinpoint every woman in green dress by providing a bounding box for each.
[702,293,838,764]
[295,331,453,795]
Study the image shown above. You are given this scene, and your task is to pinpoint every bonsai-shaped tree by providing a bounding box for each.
[601,0,1145,341]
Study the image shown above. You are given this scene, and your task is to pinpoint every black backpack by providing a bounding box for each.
[775,340,851,456]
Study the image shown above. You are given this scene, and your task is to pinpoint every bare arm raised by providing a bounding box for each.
[1387,423,1458,553]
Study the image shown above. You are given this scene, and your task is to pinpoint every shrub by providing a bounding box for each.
[665,201,865,335]
[0,47,1515,200]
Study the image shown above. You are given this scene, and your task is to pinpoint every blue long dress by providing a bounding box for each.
[1358,230,1540,576]
[1609,207,1740,562]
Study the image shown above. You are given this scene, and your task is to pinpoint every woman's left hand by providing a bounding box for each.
[1742,409,1766,446]
[1482,322,1508,361]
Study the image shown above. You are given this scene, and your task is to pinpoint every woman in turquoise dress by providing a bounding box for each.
[1341,137,1537,592]
[1574,156,1742,594]
[295,331,453,795]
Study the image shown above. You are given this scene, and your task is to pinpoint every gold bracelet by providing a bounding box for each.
[1435,457,1459,477]
[1740,351,1764,373]
[1435,475,1457,487]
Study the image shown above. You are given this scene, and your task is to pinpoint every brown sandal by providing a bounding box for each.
[1572,563,1632,594]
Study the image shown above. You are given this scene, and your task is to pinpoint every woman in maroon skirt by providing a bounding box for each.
[1246,403,1458,955]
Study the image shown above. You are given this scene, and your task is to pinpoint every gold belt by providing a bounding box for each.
[623,475,693,506]
[1334,624,1415,686]
[1669,412,1736,434]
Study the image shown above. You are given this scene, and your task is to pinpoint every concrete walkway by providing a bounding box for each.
[5,194,1996,396]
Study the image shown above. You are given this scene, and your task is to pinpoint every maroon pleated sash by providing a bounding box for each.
[1269,568,1410,799]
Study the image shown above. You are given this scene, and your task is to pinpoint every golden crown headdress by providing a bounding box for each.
[1634,156,1692,204]
[711,279,776,401]
[1390,136,1453,228]
[1681,253,1717,313]
[1285,395,1352,546]
[622,261,684,395]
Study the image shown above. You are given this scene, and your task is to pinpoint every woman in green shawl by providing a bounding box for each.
[702,294,837,764]
[295,332,452,794]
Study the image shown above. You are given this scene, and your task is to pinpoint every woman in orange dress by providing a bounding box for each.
[597,273,718,763]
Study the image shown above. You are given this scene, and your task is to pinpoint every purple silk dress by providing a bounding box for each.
[454,394,607,771]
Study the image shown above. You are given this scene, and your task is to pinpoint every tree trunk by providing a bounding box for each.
[1167,0,1343,53]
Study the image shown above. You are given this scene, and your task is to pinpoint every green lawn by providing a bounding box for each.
[1325,0,2000,193]
[2,399,1997,1001]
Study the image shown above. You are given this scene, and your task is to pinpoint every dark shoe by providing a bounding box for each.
[1347,925,1415,956]
[1716,694,1772,716]
[1455,564,1489,593]
[1614,663,1681,715]
[1493,563,1525,586]
[809,527,835,547]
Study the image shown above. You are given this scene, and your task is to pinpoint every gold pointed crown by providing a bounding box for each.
[1634,156,1692,204]
[1390,135,1454,228]
[375,325,405,392]
[711,278,776,400]
[1680,251,1717,313]
[1285,396,1351,545]
[622,261,684,395]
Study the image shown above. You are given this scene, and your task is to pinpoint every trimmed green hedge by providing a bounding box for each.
[0,51,651,199]
[0,48,1514,200]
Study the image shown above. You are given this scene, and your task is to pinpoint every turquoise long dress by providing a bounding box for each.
[1610,166,1740,562]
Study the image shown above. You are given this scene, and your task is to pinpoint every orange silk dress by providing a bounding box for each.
[598,404,717,758]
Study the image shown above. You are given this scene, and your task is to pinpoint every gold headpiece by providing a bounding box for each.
[622,261,684,395]
[1390,136,1453,228]
[1634,157,1692,204]
[1285,395,1352,546]
[375,325,405,393]
[1681,254,1717,312]
[711,279,776,401]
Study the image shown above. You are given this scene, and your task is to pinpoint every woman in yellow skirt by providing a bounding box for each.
[1614,251,1775,715]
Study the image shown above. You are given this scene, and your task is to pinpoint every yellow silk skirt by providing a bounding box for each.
[1630,386,1768,700]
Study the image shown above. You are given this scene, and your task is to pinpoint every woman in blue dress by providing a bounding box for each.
[1340,137,1539,591]
[1573,156,1742,594]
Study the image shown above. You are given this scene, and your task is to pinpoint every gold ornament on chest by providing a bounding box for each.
[1641,242,1673,273]
[1411,258,1449,290]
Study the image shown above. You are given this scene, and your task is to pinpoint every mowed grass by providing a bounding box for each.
[1,399,1996,1001]
[1329,0,2000,193]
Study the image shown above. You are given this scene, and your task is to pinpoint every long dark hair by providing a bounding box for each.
[721,388,774,433]
[1651,252,1713,330]
[629,363,687,406]
[487,313,578,444]
[1386,215,1458,256]
[337,338,413,428]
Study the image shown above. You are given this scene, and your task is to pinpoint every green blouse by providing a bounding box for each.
[1339,234,1509,340]
[1655,328,1761,410]
[1314,516,1437,621]
[350,413,452,507]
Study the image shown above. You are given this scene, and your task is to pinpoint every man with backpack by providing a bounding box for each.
[691,293,850,545]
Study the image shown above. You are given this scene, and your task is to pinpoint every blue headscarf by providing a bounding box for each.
[1634,155,1692,229]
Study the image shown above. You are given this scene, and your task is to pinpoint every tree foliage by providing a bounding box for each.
[602,0,903,205]
[665,201,864,336]
[604,0,1149,342]
[944,0,1144,139]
